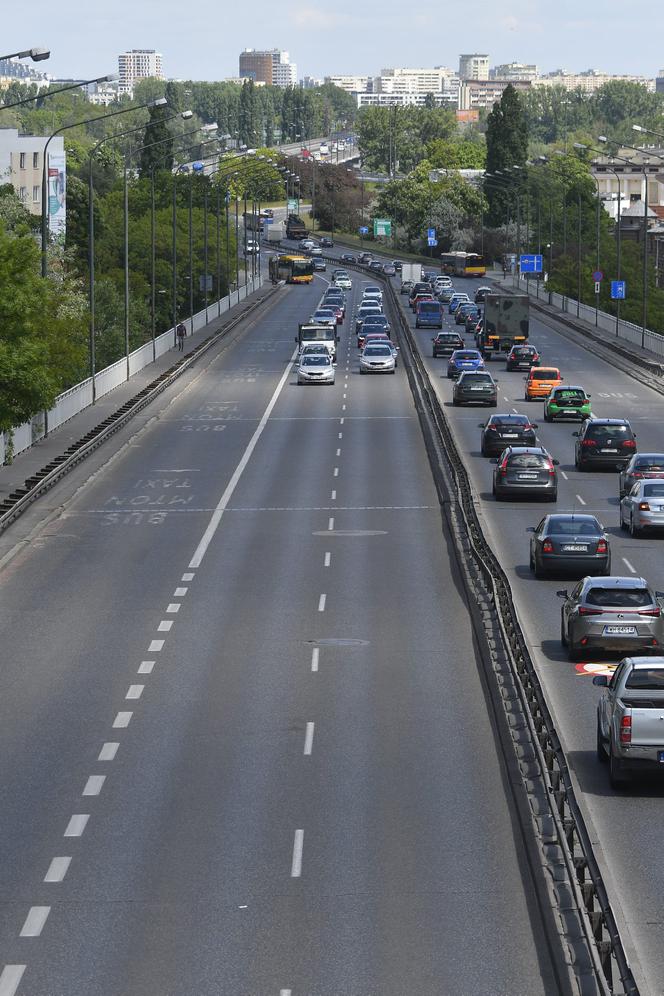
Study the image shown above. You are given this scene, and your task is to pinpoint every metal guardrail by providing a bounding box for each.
[0,286,279,535]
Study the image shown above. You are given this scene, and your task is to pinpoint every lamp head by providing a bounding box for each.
[633,124,644,133]
[597,135,608,144]
[30,47,50,62]
[152,97,168,107]
[181,110,193,119]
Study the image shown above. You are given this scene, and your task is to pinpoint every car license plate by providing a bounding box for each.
[470,386,485,391]
[601,448,618,453]
[518,473,538,480]
[563,545,588,552]
[503,433,518,438]
[603,625,637,635]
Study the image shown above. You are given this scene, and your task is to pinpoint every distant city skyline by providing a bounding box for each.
[4,0,663,83]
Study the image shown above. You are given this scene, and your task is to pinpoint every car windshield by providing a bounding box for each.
[643,484,664,497]
[509,454,549,469]
[302,356,330,367]
[547,517,600,535]
[531,369,559,379]
[365,346,392,356]
[585,587,653,607]
[625,669,664,690]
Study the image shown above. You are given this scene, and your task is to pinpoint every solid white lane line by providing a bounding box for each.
[126,684,144,700]
[166,603,181,613]
[148,639,164,652]
[318,594,327,612]
[311,647,319,672]
[174,587,188,597]
[324,552,331,567]
[333,467,339,477]
[64,814,89,837]
[328,517,334,530]
[181,573,194,582]
[98,742,119,762]
[336,448,341,456]
[291,829,304,877]
[188,349,298,570]
[113,711,132,729]
[138,661,154,674]
[0,966,25,996]
[622,557,637,574]
[157,620,173,632]
[44,857,71,883]
[83,775,105,797]
[20,907,50,938]
[331,490,336,500]
[304,722,315,755]
[575,494,587,506]
[561,471,569,480]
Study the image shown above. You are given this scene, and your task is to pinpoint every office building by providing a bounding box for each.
[0,127,65,229]
[272,52,297,87]
[459,54,489,81]
[117,49,163,97]
[239,49,297,88]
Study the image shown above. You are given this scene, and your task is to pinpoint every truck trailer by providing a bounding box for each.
[479,290,529,359]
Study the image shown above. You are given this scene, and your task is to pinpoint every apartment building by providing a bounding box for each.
[491,62,539,81]
[239,50,297,88]
[459,54,490,81]
[0,128,65,229]
[324,75,370,94]
[534,69,655,93]
[458,78,531,110]
[117,49,164,97]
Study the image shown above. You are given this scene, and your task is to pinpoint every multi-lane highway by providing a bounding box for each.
[0,271,567,993]
[392,266,664,991]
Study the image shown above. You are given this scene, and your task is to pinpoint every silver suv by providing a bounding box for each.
[558,576,664,661]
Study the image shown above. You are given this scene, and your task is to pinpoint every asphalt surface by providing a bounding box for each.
[386,264,664,993]
[0,269,562,994]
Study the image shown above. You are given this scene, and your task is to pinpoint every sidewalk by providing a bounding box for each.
[0,283,271,503]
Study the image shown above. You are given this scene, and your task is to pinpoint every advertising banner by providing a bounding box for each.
[47,150,66,240]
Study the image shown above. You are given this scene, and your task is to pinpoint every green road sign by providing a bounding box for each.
[373,218,392,237]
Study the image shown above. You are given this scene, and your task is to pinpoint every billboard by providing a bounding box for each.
[47,150,66,241]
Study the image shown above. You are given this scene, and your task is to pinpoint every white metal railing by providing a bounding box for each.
[1,275,263,464]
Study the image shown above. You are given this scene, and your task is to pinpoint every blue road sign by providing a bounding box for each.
[427,227,436,240]
[359,226,369,234]
[611,280,626,300]
[592,270,604,282]
[427,237,438,247]
[519,254,543,273]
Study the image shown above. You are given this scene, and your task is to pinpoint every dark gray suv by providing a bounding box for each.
[492,446,559,501]
[453,371,498,407]
[574,418,637,471]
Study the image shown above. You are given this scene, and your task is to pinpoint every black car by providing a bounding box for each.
[361,315,391,337]
[618,453,664,498]
[464,308,481,333]
[574,418,637,471]
[506,344,540,370]
[453,371,498,407]
[528,513,611,579]
[432,331,464,358]
[492,446,559,501]
[319,236,333,247]
[369,260,384,272]
[422,270,438,284]
[474,286,491,303]
[341,253,357,263]
[393,260,403,272]
[479,414,538,456]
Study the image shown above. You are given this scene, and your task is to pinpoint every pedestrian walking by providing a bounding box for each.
[176,322,186,351]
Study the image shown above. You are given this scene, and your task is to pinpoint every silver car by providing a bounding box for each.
[620,480,664,535]
[359,343,396,374]
[297,353,335,385]
[558,576,664,661]
[618,452,664,498]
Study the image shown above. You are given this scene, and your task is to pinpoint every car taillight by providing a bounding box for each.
[596,539,608,554]
[542,540,554,553]
[499,457,509,475]
[632,472,643,478]
[639,502,651,511]
[581,439,597,447]
[622,439,636,448]
[578,606,603,615]
[638,607,661,617]
[547,459,555,476]
[620,714,632,745]
[487,425,498,432]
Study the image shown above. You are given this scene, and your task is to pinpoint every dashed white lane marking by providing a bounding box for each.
[304,722,315,756]
[328,517,335,530]
[503,395,510,402]
[64,814,89,837]
[181,573,194,582]
[311,648,319,672]
[280,990,292,996]
[0,966,26,995]
[126,684,144,700]
[174,587,188,597]
[19,906,50,939]
[338,432,343,439]
[575,494,587,506]
[113,711,132,729]
[336,448,341,456]
[342,404,346,411]
[331,490,337,500]
[138,661,154,674]
[148,639,164,652]
[318,594,327,612]
[622,557,637,574]
[343,393,347,399]
[291,829,304,877]
[188,349,298,570]
[98,742,119,761]
[166,603,180,614]
[324,552,331,567]
[340,418,344,425]
[157,620,173,632]
[44,857,71,883]
[333,467,339,477]
[83,775,105,797]
[561,471,569,480]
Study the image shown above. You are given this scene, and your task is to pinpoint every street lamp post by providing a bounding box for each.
[0,72,117,114]
[0,47,49,62]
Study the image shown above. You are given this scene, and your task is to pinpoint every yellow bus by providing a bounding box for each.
[269,254,315,284]
[439,252,486,278]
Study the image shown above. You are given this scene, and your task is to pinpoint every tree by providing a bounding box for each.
[239,81,260,146]
[426,139,486,170]
[485,85,529,226]
[139,104,174,176]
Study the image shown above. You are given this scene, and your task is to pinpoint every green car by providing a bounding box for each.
[543,385,592,422]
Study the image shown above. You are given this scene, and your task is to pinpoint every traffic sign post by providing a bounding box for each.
[594,281,601,295]
[358,226,368,235]
[427,227,436,240]
[610,280,626,300]
[373,218,392,238]
[519,254,543,274]
[592,270,604,282]
[427,237,438,247]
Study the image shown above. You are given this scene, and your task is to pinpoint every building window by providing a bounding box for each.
[19,152,26,169]
[33,185,40,202]
[33,151,39,169]
[19,186,27,201]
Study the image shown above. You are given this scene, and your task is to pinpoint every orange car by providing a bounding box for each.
[524,366,563,401]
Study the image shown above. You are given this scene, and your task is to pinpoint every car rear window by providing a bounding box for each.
[587,424,631,440]
[462,373,492,383]
[419,303,441,313]
[643,483,664,497]
[509,454,549,469]
[555,389,586,400]
[456,352,479,360]
[585,587,653,607]
[491,415,529,426]
[636,459,664,469]
[547,517,600,535]
[531,369,559,379]
[626,669,664,690]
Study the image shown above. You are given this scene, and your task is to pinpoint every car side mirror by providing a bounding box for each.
[294,336,298,342]
[592,675,608,687]
[477,423,485,428]
[656,591,664,599]
[489,457,498,464]
[556,590,568,598]
[572,431,580,437]
[531,423,539,428]
[552,459,560,466]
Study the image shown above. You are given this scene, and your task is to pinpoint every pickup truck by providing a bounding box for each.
[594,656,664,787]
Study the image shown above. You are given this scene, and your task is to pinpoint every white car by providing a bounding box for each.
[308,243,323,256]
[333,274,352,290]
[297,353,335,385]
[360,342,396,375]
[362,285,383,303]
[245,239,260,255]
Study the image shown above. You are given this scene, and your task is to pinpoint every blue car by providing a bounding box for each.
[449,294,471,314]
[447,349,485,379]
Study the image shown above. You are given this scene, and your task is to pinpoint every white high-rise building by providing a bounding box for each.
[459,54,489,81]
[271,50,297,87]
[117,49,164,97]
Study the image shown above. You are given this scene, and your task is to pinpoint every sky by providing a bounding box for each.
[5,0,664,82]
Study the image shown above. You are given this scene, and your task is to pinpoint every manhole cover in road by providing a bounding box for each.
[308,638,369,647]
[312,529,387,537]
